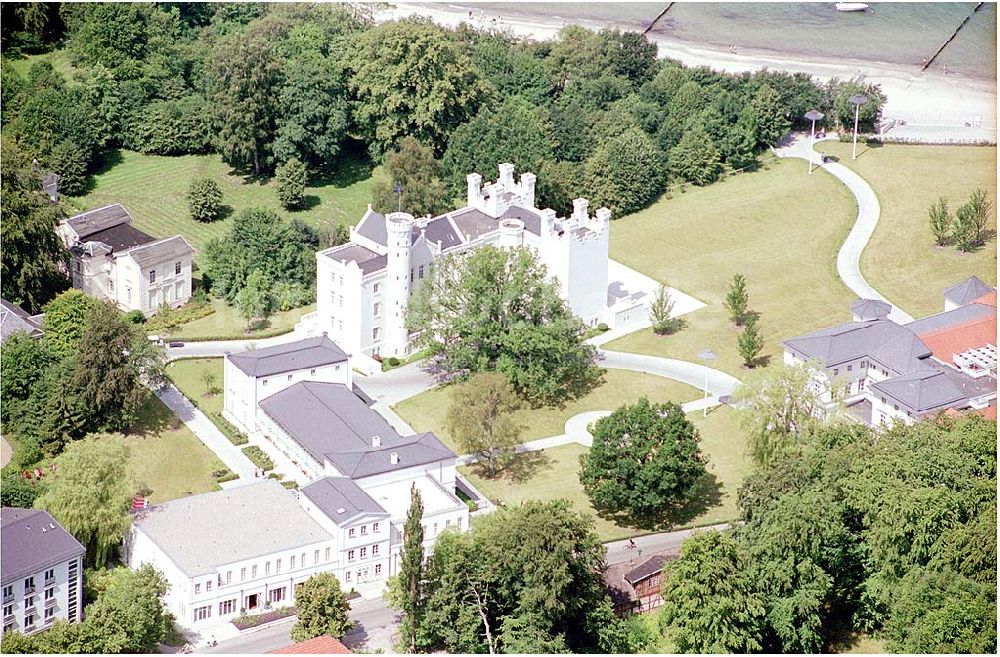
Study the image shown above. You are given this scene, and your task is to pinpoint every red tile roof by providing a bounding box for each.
[269,635,351,654]
[917,314,997,366]
[944,404,997,420]
[973,290,997,308]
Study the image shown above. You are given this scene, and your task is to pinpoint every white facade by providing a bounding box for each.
[1,557,83,636]
[299,164,633,372]
[223,356,352,436]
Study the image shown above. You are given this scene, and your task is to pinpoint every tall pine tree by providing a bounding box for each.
[399,484,425,652]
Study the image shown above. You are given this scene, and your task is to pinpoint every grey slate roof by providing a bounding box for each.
[943,276,993,306]
[782,319,932,374]
[66,204,132,239]
[131,480,332,577]
[450,208,499,241]
[421,216,463,250]
[904,302,996,336]
[229,336,349,377]
[81,222,156,253]
[0,299,43,342]
[870,367,966,415]
[355,206,387,246]
[1,508,84,584]
[501,205,542,236]
[323,243,387,275]
[624,554,669,585]
[259,381,455,478]
[850,298,892,321]
[127,235,195,268]
[300,477,389,527]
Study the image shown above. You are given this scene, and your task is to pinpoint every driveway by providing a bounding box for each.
[599,348,741,398]
[774,134,914,323]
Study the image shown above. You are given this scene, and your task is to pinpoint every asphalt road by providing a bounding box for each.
[201,597,398,654]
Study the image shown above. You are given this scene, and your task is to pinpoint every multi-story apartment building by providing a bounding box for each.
[1,508,85,636]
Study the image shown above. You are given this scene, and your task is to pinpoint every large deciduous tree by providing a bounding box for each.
[668,123,722,186]
[42,290,102,360]
[275,157,307,210]
[234,270,273,330]
[418,500,630,653]
[579,398,707,528]
[583,127,665,216]
[291,573,352,642]
[79,565,170,653]
[0,137,69,313]
[348,20,489,159]
[371,136,449,218]
[187,178,224,222]
[446,372,522,477]
[34,434,132,568]
[746,83,791,148]
[407,246,600,405]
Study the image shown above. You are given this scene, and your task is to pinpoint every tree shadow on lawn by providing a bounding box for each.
[311,140,375,188]
[293,194,321,212]
[475,449,553,486]
[594,472,725,532]
[79,149,125,194]
[129,397,176,437]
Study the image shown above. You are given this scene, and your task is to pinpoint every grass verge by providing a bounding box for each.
[164,297,314,341]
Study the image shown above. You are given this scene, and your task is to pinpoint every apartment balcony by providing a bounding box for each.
[3,613,15,625]
[2,591,13,604]
[24,585,36,596]
[44,579,56,590]
[44,597,57,609]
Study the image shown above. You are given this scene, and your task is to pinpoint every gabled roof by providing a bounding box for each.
[125,235,195,269]
[782,319,931,373]
[131,481,332,577]
[850,298,892,321]
[66,204,132,239]
[300,477,389,527]
[421,215,463,250]
[1,508,85,584]
[624,554,667,585]
[355,206,387,246]
[322,243,387,275]
[973,290,997,308]
[258,382,455,478]
[228,336,349,378]
[906,302,995,336]
[269,635,351,654]
[0,299,44,342]
[944,276,994,306]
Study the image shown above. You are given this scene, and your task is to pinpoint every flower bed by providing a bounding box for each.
[231,606,296,631]
[213,412,249,446]
[241,446,274,471]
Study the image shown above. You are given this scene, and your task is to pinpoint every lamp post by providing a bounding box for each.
[804,109,824,174]
[697,348,717,417]
[849,94,868,160]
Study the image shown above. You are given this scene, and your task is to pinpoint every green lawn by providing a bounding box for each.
[6,49,80,80]
[459,407,749,542]
[394,369,705,453]
[126,396,221,504]
[163,297,314,341]
[166,358,225,418]
[64,147,377,263]
[604,157,857,377]
[816,142,997,318]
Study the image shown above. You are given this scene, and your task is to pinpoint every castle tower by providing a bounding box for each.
[498,218,525,249]
[384,212,414,357]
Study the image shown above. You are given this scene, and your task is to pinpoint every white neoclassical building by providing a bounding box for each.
[297,163,669,373]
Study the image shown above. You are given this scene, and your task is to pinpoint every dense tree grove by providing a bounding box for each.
[659,415,997,653]
[2,3,883,233]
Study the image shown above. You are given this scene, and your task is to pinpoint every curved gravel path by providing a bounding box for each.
[774,134,915,324]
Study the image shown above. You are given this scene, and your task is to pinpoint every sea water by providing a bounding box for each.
[445,2,997,81]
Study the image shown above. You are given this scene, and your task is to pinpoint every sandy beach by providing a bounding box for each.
[381,2,997,143]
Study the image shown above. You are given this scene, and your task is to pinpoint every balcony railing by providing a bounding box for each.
[43,616,54,626]
[3,613,15,624]
[44,598,57,609]
[24,585,36,595]
[2,592,13,604]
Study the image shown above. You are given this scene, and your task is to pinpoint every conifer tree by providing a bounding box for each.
[927,197,951,247]
[399,484,425,652]
[738,315,765,368]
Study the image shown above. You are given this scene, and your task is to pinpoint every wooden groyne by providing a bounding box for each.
[643,2,674,35]
[922,2,985,71]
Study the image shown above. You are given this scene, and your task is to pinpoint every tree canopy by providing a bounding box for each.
[407,246,601,405]
[291,573,353,642]
[446,371,523,476]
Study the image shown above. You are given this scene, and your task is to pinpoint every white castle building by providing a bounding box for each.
[298,164,659,373]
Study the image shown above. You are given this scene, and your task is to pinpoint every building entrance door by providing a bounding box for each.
[245,593,259,611]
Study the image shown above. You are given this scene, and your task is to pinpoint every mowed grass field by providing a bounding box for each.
[165,297,315,341]
[817,142,997,318]
[394,369,706,453]
[166,358,225,418]
[126,396,221,504]
[605,157,857,376]
[64,148,377,263]
[459,407,748,542]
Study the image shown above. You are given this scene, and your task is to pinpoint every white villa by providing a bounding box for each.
[129,336,470,630]
[57,204,195,316]
[297,163,665,373]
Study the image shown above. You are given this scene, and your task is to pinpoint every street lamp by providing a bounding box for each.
[849,94,868,160]
[697,348,717,417]
[804,109,824,174]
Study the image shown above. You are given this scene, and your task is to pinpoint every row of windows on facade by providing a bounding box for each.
[329,264,425,294]
[260,365,341,387]
[2,569,56,602]
[73,260,183,282]
[830,360,889,378]
[3,604,57,633]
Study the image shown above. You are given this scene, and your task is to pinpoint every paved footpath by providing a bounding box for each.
[774,134,914,323]
[155,383,257,482]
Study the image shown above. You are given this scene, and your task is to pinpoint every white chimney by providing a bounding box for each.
[390,452,399,465]
[372,435,381,448]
